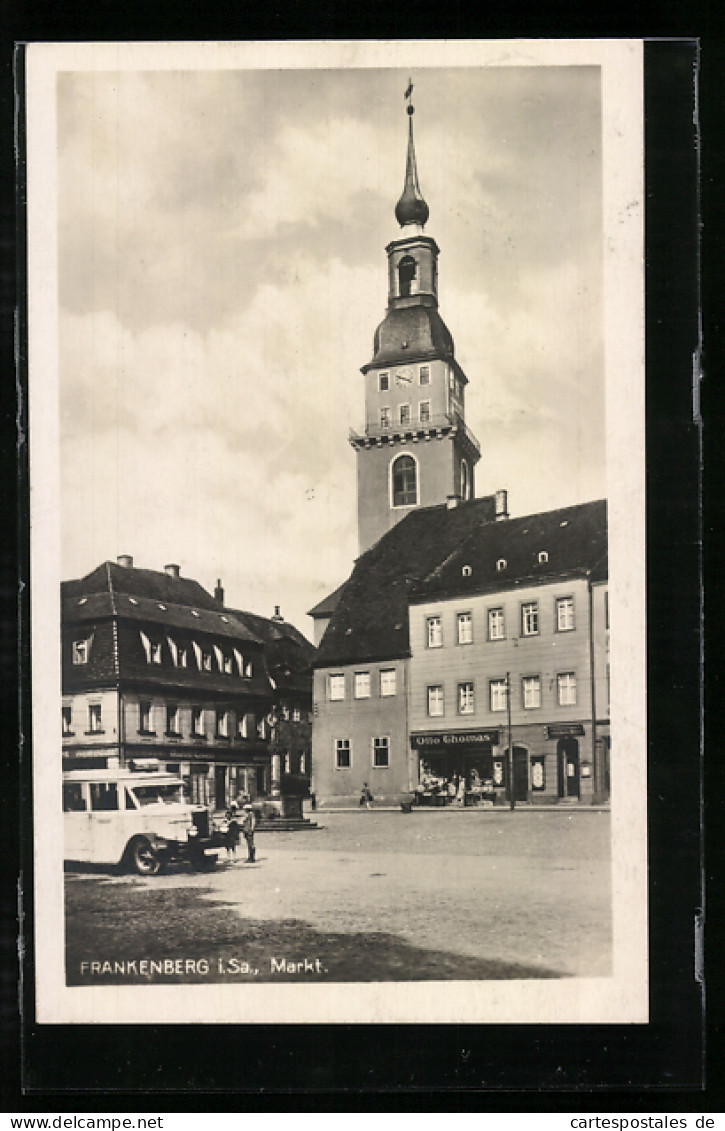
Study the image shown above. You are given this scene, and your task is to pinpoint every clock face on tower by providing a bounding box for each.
[395,368,413,387]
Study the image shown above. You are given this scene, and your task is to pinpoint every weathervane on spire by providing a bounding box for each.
[404,78,414,115]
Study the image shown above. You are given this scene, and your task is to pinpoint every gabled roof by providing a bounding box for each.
[314,495,498,667]
[307,580,349,619]
[314,497,607,669]
[412,499,608,602]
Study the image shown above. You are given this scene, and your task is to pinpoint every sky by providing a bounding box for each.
[57,62,604,636]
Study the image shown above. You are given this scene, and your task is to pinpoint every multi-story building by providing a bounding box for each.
[310,94,609,809]
[61,556,314,812]
[408,500,608,804]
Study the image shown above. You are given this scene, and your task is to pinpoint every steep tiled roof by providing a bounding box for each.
[226,608,316,699]
[314,495,498,667]
[307,580,349,619]
[413,499,607,601]
[62,561,219,611]
[314,497,607,668]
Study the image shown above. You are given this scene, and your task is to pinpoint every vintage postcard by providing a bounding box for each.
[27,39,647,1024]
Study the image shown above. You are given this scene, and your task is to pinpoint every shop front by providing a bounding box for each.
[410,729,501,805]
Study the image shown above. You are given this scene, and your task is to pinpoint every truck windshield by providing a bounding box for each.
[130,784,185,807]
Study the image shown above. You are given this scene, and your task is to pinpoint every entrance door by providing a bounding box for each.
[512,747,529,802]
[557,738,580,799]
[214,765,227,810]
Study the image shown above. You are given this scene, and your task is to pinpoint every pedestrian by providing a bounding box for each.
[224,802,241,862]
[359,783,374,810]
[241,803,257,863]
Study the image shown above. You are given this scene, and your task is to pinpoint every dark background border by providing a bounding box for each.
[3,22,716,1107]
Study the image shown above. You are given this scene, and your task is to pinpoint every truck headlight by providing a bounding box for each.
[187,826,198,838]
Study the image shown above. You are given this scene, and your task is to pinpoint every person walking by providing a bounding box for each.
[241,803,257,863]
[360,783,374,810]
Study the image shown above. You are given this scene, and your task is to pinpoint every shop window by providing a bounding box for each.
[335,739,351,769]
[531,756,546,791]
[372,736,390,768]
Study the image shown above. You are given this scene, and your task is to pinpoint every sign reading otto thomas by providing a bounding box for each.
[27,39,647,1025]
[412,730,501,749]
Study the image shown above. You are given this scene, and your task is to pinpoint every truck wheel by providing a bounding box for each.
[129,838,160,876]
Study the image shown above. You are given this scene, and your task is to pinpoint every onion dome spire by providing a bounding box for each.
[394,80,429,229]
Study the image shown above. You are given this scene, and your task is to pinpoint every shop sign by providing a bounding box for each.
[546,724,585,739]
[411,729,500,750]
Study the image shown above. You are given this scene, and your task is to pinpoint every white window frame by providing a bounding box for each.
[329,673,345,701]
[379,668,396,697]
[419,364,430,385]
[72,637,91,665]
[458,682,475,715]
[427,685,444,717]
[335,738,352,769]
[557,672,577,707]
[354,671,371,699]
[372,735,390,768]
[191,706,205,737]
[166,704,181,734]
[521,601,539,637]
[522,675,541,709]
[88,703,103,733]
[490,679,508,712]
[399,402,411,427]
[426,615,443,648]
[556,596,575,632]
[379,372,389,392]
[488,607,505,640]
[419,400,431,424]
[460,458,470,500]
[457,611,473,645]
[62,705,73,735]
[139,700,153,733]
[389,451,419,509]
[380,406,391,429]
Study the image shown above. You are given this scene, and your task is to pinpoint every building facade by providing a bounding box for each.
[62,557,314,812]
[310,94,609,809]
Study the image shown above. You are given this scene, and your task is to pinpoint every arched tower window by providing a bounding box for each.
[460,458,470,501]
[392,454,417,507]
[398,256,417,298]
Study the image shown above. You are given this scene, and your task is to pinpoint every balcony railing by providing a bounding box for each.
[349,412,481,457]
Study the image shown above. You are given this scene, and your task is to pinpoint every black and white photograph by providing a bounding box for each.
[27,39,647,1025]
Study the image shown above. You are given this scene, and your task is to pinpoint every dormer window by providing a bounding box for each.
[496,559,507,571]
[72,637,92,665]
[462,565,472,577]
[538,551,549,564]
[139,632,162,664]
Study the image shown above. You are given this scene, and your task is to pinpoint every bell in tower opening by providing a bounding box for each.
[349,85,482,555]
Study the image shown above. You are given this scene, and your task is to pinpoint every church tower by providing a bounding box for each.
[350,88,481,555]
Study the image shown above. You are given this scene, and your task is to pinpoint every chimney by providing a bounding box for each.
[214,579,225,605]
[164,563,180,579]
[117,555,133,568]
[446,494,461,510]
[495,489,509,521]
[272,605,284,622]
